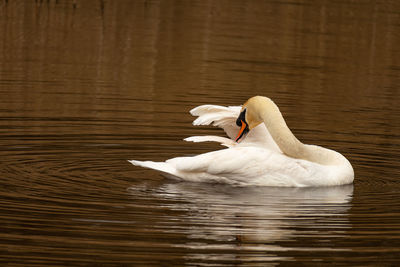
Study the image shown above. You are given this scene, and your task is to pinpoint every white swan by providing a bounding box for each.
[129,96,354,187]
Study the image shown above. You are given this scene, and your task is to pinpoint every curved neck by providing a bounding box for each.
[259,106,305,159]
[243,96,345,166]
[254,98,335,165]
[259,106,341,165]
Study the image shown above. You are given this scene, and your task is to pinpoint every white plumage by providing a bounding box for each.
[129,96,354,187]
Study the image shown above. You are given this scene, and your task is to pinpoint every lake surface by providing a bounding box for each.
[1,0,399,265]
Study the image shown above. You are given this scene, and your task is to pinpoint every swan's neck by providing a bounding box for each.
[256,99,336,165]
[259,107,304,157]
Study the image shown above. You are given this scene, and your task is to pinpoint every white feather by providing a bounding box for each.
[184,136,235,147]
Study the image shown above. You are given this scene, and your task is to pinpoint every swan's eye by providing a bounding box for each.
[236,109,247,127]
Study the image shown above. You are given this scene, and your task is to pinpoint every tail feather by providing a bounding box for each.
[128,160,179,179]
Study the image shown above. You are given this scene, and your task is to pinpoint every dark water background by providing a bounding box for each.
[0,0,399,265]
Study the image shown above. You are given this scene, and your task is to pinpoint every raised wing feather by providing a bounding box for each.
[184,136,236,147]
[190,105,241,140]
[189,104,282,152]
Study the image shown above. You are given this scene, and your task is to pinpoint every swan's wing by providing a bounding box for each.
[165,147,318,186]
[189,104,282,152]
[130,149,253,183]
[190,105,241,140]
[168,147,273,175]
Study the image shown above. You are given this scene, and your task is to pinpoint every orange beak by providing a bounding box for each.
[235,120,247,142]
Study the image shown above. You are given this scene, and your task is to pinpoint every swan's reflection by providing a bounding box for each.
[130,182,353,263]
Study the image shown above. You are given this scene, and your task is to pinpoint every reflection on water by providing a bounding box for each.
[0,0,400,265]
[128,183,353,264]
[119,182,355,265]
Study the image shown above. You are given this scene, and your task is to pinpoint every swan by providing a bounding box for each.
[129,96,354,187]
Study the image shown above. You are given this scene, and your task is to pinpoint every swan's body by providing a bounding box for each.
[129,96,354,187]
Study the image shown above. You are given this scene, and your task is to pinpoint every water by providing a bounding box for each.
[0,0,399,265]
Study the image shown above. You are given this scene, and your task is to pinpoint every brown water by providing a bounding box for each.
[1,0,399,265]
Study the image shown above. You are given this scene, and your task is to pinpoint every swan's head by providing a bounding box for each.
[235,96,266,142]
